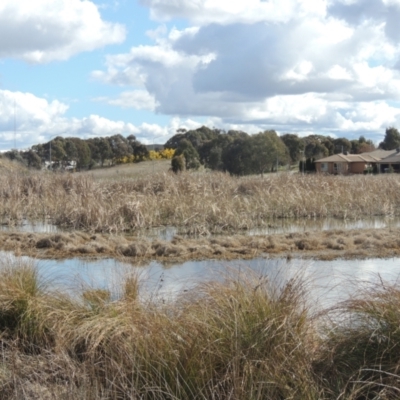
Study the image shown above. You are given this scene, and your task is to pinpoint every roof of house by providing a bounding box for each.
[315,149,400,163]
[315,153,380,163]
[362,149,397,159]
[379,151,400,163]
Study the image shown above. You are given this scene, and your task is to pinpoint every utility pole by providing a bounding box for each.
[13,99,16,149]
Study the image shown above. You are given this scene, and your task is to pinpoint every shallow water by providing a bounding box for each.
[5,254,397,309]
[2,216,400,239]
[0,220,59,233]
[139,217,400,240]
[247,216,400,235]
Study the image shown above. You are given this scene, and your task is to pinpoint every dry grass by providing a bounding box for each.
[0,259,320,399]
[0,228,399,262]
[2,259,400,398]
[316,280,400,399]
[1,169,400,234]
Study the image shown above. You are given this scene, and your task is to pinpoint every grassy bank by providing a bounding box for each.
[1,259,400,399]
[0,227,400,261]
[1,170,400,234]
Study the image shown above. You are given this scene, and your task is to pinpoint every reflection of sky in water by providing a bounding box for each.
[142,217,400,240]
[0,220,59,233]
[2,251,400,310]
[2,216,400,240]
[248,217,400,236]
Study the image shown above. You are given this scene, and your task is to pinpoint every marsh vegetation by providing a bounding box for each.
[1,170,400,234]
[0,259,400,399]
[1,165,400,398]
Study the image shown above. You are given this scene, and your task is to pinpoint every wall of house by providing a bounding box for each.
[316,162,334,174]
[349,162,366,174]
[315,163,333,173]
[334,162,348,174]
[316,162,350,174]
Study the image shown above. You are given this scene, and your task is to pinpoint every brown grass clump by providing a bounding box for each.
[1,227,400,261]
[0,259,321,399]
[315,280,400,399]
[1,169,400,234]
[3,258,400,398]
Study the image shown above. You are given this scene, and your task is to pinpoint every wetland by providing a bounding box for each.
[2,167,400,399]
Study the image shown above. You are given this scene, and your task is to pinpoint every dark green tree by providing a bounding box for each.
[175,139,201,170]
[281,133,304,165]
[333,138,352,154]
[64,139,78,162]
[108,134,131,164]
[303,135,330,160]
[69,138,91,169]
[171,155,185,173]
[22,150,42,169]
[250,131,288,175]
[379,127,400,150]
[127,134,149,161]
[222,136,254,176]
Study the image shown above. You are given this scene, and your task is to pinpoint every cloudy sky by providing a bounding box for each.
[1,0,400,150]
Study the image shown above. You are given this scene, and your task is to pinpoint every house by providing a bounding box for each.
[315,149,397,174]
[377,149,400,172]
[43,160,77,171]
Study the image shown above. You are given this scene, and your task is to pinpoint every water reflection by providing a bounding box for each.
[24,256,400,310]
[0,220,59,233]
[1,249,399,310]
[248,216,400,236]
[2,216,400,239]
[135,217,400,240]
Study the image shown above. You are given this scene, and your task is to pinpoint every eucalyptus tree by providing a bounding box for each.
[379,127,400,150]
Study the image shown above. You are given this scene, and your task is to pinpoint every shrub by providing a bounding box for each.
[171,154,185,173]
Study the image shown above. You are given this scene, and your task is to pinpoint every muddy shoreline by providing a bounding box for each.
[1,227,399,263]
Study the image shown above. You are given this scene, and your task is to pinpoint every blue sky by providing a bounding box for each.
[1,0,400,151]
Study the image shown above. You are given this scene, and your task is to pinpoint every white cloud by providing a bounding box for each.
[86,0,400,141]
[140,0,327,25]
[0,88,399,150]
[0,89,213,149]
[0,0,126,63]
[94,90,159,111]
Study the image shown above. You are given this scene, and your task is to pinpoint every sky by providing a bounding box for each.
[1,0,400,151]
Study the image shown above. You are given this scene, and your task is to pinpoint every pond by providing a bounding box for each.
[133,216,400,240]
[6,254,399,310]
[2,216,400,240]
[0,219,59,233]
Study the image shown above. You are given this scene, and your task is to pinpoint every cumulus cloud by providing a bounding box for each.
[0,90,209,150]
[94,90,159,111]
[0,0,126,63]
[92,0,400,140]
[0,88,398,151]
[140,0,327,25]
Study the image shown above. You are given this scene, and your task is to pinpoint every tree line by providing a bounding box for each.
[2,126,399,175]
[167,126,386,175]
[1,134,150,170]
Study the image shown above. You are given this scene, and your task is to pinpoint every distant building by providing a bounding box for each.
[315,149,397,174]
[43,160,77,171]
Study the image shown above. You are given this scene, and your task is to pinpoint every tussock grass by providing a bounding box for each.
[1,227,400,261]
[3,259,400,398]
[316,280,400,399]
[1,170,400,233]
[0,259,320,399]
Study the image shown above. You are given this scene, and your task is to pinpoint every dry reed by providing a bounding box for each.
[1,170,400,234]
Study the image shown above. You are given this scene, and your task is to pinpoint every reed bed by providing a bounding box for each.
[2,259,400,398]
[1,170,400,233]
